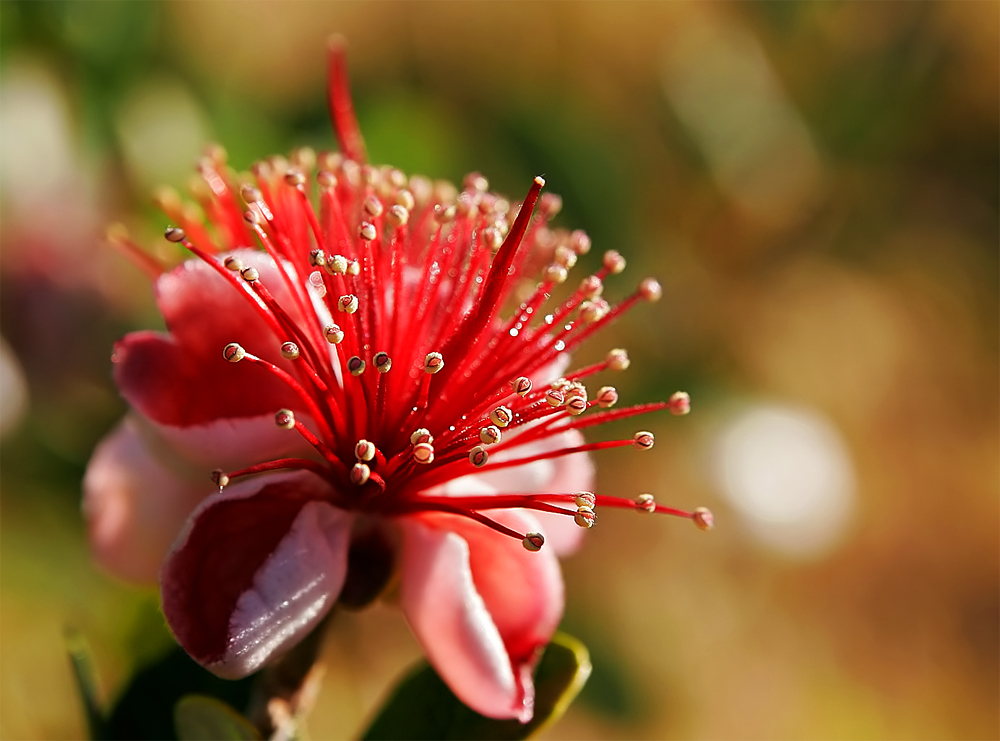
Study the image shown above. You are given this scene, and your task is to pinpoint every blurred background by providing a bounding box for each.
[1,1,997,739]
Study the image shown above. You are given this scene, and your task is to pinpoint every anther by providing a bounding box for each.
[570,229,592,255]
[164,227,186,243]
[579,299,609,324]
[374,351,392,373]
[284,169,306,188]
[338,294,359,314]
[511,376,532,396]
[479,425,502,445]
[639,277,662,302]
[635,493,656,513]
[240,266,260,283]
[410,428,434,446]
[325,324,345,344]
[490,406,513,428]
[363,195,384,218]
[482,227,503,251]
[317,170,337,189]
[633,431,655,450]
[351,462,371,486]
[395,189,415,211]
[412,442,435,464]
[348,356,366,376]
[434,204,456,224]
[607,348,630,371]
[424,352,445,374]
[574,506,597,529]
[347,260,360,276]
[693,507,714,531]
[566,396,588,416]
[358,222,377,241]
[543,264,568,284]
[309,249,326,267]
[387,204,409,228]
[522,532,545,552]
[545,389,566,407]
[241,185,263,204]
[275,409,296,429]
[596,386,619,408]
[603,250,626,274]
[574,491,596,508]
[328,254,349,275]
[579,275,603,299]
[469,446,489,468]
[281,342,300,360]
[224,255,243,272]
[540,192,562,217]
[669,391,691,416]
[243,209,262,225]
[554,245,577,269]
[210,469,230,488]
[223,343,245,363]
[355,439,376,462]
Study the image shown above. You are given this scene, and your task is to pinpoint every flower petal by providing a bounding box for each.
[83,416,212,583]
[114,250,313,427]
[161,471,351,678]
[399,510,564,722]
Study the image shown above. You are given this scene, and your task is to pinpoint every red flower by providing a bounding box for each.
[83,41,710,722]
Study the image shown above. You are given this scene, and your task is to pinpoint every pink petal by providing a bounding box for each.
[114,250,314,427]
[399,510,564,722]
[83,417,213,583]
[161,471,351,678]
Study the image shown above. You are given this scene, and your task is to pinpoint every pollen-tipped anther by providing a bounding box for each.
[325,324,345,344]
[284,169,306,188]
[469,446,489,468]
[210,469,230,488]
[511,376,532,396]
[347,260,360,276]
[240,266,260,283]
[574,491,596,509]
[669,391,691,416]
[280,342,300,360]
[222,343,245,363]
[579,275,603,299]
[635,493,656,513]
[693,507,714,531]
[351,462,371,486]
[274,409,295,429]
[327,254,349,275]
[410,428,433,446]
[374,352,392,373]
[309,249,326,267]
[424,352,445,374]
[358,222,377,241]
[633,431,655,450]
[490,406,513,428]
[479,425,502,446]
[596,386,619,408]
[338,294,359,314]
[607,348,630,371]
[354,439,376,462]
[574,506,597,529]
[164,227,186,243]
[223,256,243,272]
[566,396,588,416]
[386,204,409,228]
[639,277,662,302]
[522,532,545,552]
[543,264,568,284]
[412,442,435,464]
[348,356,366,376]
[545,389,565,407]
[603,250,626,274]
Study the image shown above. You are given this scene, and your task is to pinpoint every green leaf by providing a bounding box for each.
[361,632,592,741]
[65,629,106,740]
[174,695,261,741]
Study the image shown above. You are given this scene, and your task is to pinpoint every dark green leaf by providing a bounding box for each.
[362,632,591,741]
[105,645,256,740]
[174,695,261,741]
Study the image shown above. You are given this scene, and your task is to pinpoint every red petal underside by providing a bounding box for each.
[114,252,309,426]
[160,474,328,667]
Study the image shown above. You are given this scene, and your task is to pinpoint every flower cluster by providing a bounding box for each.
[84,42,710,723]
